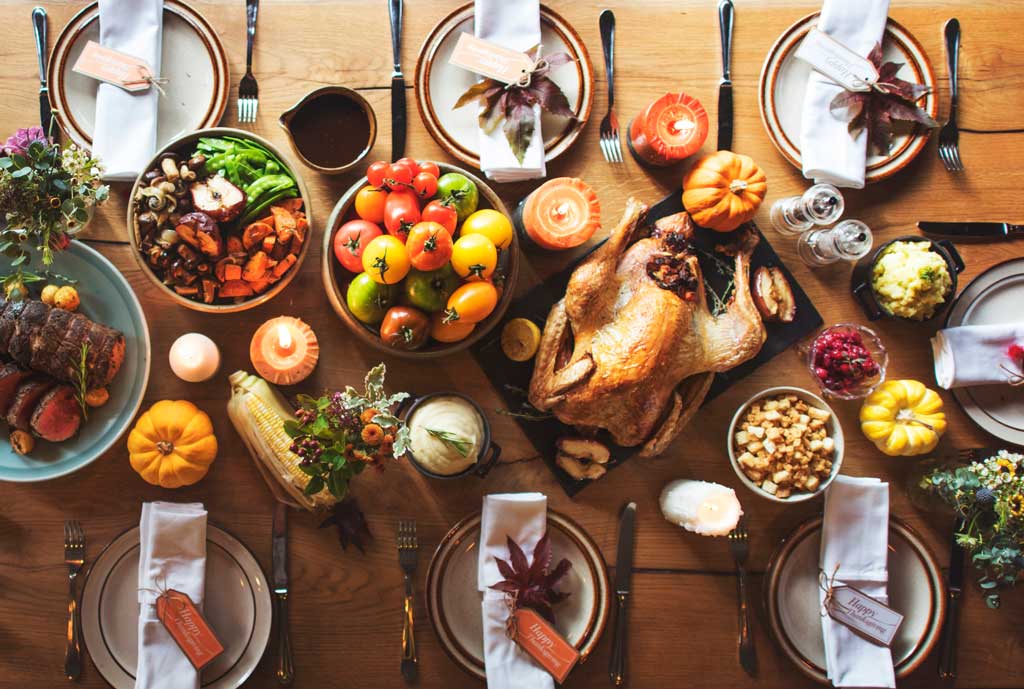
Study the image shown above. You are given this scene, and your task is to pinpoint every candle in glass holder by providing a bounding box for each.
[168,333,221,383]
[249,316,319,385]
[659,479,743,536]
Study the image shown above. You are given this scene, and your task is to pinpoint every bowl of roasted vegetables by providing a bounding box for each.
[128,128,312,312]
[322,159,519,358]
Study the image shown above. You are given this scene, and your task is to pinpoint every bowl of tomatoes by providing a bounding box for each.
[322,158,519,358]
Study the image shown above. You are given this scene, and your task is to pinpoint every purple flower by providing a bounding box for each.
[3,126,50,156]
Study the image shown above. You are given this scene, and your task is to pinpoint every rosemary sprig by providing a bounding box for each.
[426,428,472,457]
[73,342,89,419]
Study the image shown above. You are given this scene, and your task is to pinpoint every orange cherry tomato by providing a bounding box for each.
[444,281,498,324]
[354,185,388,223]
[430,311,475,343]
[406,221,454,271]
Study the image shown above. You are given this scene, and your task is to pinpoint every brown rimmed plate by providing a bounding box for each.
[425,510,609,680]
[758,14,937,184]
[414,3,594,171]
[764,515,946,683]
[48,0,229,151]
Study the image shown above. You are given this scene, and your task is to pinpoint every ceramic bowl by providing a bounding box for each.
[727,386,844,503]
[127,127,313,313]
[278,86,377,175]
[322,162,518,359]
[398,392,501,480]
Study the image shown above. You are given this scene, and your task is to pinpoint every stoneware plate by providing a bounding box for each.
[414,3,594,170]
[945,258,1024,446]
[758,14,937,184]
[48,0,229,151]
[425,510,609,679]
[0,242,150,482]
[764,516,946,683]
[81,525,272,689]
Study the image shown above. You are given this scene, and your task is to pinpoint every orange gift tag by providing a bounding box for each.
[155,589,225,670]
[71,40,157,92]
[511,608,580,684]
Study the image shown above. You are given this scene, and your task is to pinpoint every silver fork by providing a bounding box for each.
[938,18,963,172]
[237,0,260,124]
[397,520,419,683]
[728,521,757,677]
[64,520,85,680]
[598,10,622,163]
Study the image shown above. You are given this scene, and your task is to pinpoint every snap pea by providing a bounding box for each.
[245,174,295,200]
[239,187,299,226]
[265,160,280,174]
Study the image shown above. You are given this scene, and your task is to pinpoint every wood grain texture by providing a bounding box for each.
[1,1,1023,687]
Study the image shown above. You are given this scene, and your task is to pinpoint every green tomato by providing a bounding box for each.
[436,173,479,223]
[403,265,460,313]
[347,272,396,324]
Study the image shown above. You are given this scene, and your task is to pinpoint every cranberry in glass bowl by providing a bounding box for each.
[802,324,888,400]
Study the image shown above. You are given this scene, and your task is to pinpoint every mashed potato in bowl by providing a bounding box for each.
[871,241,952,320]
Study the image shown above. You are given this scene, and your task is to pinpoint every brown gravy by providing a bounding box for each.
[287,92,371,168]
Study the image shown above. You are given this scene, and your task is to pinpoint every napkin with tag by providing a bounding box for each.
[932,323,1024,388]
[474,0,546,182]
[92,0,163,181]
[799,0,890,188]
[820,476,894,688]
[136,502,207,689]
[478,492,553,689]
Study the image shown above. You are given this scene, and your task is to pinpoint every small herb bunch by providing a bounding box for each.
[918,450,1024,608]
[491,532,572,623]
[0,126,109,297]
[284,364,410,500]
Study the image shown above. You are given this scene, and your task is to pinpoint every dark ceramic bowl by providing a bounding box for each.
[398,391,501,480]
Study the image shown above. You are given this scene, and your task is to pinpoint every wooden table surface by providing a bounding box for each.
[1,1,1023,687]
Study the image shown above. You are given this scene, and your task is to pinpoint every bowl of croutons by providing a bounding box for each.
[727,387,844,503]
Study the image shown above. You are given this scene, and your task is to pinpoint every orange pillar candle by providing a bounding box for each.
[249,316,319,385]
[628,92,709,167]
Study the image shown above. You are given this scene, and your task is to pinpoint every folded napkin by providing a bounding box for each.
[474,0,546,183]
[800,0,890,188]
[820,476,894,688]
[93,0,163,181]
[932,323,1024,389]
[136,502,207,689]
[478,493,552,689]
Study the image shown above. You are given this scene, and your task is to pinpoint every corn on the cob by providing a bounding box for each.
[227,370,335,511]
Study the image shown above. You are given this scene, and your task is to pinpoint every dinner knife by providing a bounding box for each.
[31,7,52,134]
[272,502,295,686]
[937,518,966,679]
[918,221,1023,239]
[716,0,735,151]
[388,0,406,161]
[609,502,636,686]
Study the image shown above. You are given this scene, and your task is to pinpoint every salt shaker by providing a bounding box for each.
[770,183,845,235]
[797,220,873,267]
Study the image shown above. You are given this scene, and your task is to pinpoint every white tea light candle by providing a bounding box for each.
[168,333,221,383]
[660,480,743,536]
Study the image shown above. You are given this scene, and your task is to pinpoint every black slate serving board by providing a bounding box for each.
[471,191,823,496]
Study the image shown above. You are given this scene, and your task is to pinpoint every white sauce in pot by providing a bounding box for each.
[408,395,485,476]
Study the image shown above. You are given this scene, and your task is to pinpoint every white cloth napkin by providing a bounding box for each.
[932,323,1024,389]
[478,493,552,689]
[820,476,894,688]
[474,0,546,183]
[93,0,163,181]
[136,502,207,689]
[799,0,890,189]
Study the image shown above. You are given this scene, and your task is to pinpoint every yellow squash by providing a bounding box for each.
[128,400,218,488]
[859,380,946,456]
[682,151,767,232]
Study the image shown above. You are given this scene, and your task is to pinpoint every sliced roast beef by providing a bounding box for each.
[0,365,33,414]
[7,379,56,431]
[30,385,81,442]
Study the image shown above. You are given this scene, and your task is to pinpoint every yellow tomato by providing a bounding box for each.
[430,312,476,343]
[361,234,411,285]
[460,208,514,250]
[354,185,387,224]
[451,233,497,281]
[445,281,498,324]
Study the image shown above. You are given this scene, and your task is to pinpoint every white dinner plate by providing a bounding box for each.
[945,258,1024,446]
[758,13,937,184]
[81,525,272,689]
[425,510,609,679]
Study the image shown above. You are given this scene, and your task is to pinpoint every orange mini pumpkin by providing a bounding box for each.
[682,151,767,232]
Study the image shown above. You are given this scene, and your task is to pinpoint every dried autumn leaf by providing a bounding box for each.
[489,532,572,623]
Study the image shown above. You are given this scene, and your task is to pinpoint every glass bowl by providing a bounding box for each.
[800,324,888,401]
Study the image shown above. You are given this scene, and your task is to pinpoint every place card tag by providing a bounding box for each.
[795,28,879,92]
[824,585,904,647]
[72,40,159,92]
[156,589,225,670]
[511,608,580,684]
[448,32,535,85]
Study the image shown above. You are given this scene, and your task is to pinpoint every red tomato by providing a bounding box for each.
[333,219,383,273]
[394,157,421,176]
[412,172,439,200]
[421,199,458,235]
[406,221,454,271]
[384,189,421,241]
[418,161,440,178]
[366,161,390,189]
[388,160,416,186]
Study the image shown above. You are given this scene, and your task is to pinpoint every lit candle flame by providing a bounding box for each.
[276,322,294,354]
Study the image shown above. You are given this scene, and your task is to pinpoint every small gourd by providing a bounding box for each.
[859,380,946,457]
[682,151,767,232]
[128,400,218,488]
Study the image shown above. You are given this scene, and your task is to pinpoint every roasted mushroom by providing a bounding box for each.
[159,152,181,182]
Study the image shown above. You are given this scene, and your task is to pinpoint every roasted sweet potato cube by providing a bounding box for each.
[270,238,290,261]
[272,254,297,278]
[270,206,297,243]
[175,223,199,248]
[242,251,270,282]
[224,263,243,281]
[262,235,277,254]
[219,280,254,298]
[243,222,275,251]
[248,277,273,294]
[276,198,304,212]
